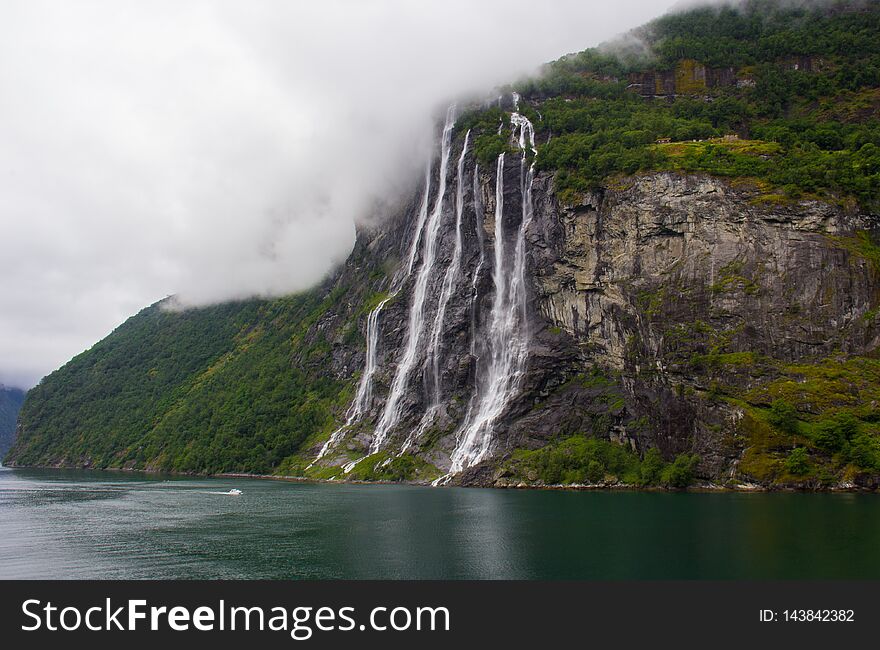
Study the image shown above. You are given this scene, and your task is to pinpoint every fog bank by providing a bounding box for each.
[0,0,675,387]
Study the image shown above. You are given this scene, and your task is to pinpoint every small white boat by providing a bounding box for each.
[225,488,242,495]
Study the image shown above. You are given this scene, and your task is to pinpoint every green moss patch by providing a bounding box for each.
[504,434,699,488]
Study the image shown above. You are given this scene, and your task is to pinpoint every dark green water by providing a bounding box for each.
[1,466,879,579]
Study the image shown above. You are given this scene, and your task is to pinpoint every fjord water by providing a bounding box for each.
[2,466,880,580]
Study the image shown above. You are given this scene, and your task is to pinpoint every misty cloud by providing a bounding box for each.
[0,0,676,387]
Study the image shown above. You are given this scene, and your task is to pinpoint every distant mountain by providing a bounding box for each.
[0,385,25,460]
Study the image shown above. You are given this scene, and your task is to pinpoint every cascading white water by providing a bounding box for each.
[509,111,537,329]
[355,298,392,418]
[370,105,457,454]
[469,161,485,357]
[426,129,470,404]
[400,129,471,454]
[311,159,435,467]
[406,162,433,277]
[310,296,393,466]
[447,105,537,475]
[319,97,536,478]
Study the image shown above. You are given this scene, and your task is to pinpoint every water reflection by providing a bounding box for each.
[1,467,879,580]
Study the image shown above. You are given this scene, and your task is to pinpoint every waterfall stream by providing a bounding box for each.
[401,129,471,453]
[309,295,393,466]
[426,129,470,404]
[370,106,457,453]
[469,162,485,357]
[310,151,435,466]
[447,107,536,475]
[315,96,536,480]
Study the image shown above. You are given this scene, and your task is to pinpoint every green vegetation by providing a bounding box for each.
[708,259,761,296]
[648,1,880,69]
[344,452,441,483]
[663,453,701,488]
[784,447,811,475]
[829,231,880,273]
[456,107,516,166]
[7,286,358,475]
[767,399,800,435]
[505,435,700,488]
[474,134,515,167]
[638,280,880,487]
[498,1,880,207]
[731,356,880,484]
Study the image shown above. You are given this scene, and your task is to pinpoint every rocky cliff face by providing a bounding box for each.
[626,59,741,97]
[521,172,879,485]
[305,113,880,488]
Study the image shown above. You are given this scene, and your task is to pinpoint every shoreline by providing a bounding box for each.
[3,463,878,493]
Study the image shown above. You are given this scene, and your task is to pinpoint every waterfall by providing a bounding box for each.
[370,105,457,453]
[406,162,433,277]
[447,106,536,475]
[509,111,537,330]
[426,129,470,405]
[317,97,537,478]
[400,129,471,453]
[469,162,485,358]
[311,158,435,467]
[310,296,393,466]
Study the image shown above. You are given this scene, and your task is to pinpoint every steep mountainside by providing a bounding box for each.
[8,0,880,489]
[0,385,25,459]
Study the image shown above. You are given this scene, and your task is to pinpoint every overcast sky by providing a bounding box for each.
[0,0,677,388]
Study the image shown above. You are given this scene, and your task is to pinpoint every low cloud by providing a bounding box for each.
[0,0,674,387]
